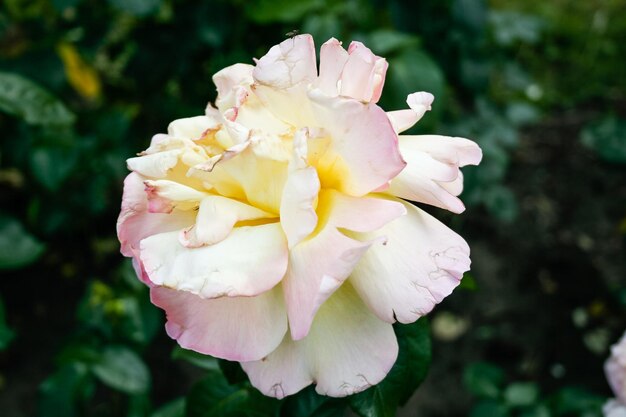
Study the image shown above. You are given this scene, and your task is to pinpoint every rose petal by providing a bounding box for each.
[140,223,288,298]
[317,38,349,96]
[349,199,471,324]
[253,34,317,90]
[386,92,435,133]
[340,41,388,103]
[242,284,398,398]
[151,285,287,362]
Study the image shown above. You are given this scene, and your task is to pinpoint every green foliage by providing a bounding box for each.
[0,295,15,350]
[581,116,626,164]
[0,214,45,269]
[350,319,431,417]
[91,345,151,394]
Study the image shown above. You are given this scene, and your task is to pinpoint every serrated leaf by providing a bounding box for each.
[91,345,150,394]
[350,319,431,417]
[0,214,45,270]
[186,371,280,417]
[0,72,75,125]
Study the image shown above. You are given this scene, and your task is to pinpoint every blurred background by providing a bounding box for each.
[0,0,625,416]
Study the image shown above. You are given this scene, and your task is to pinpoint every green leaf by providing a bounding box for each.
[470,400,510,417]
[550,387,604,416]
[364,30,420,56]
[0,214,45,270]
[350,319,431,417]
[503,383,539,407]
[172,346,219,371]
[30,146,78,191]
[281,386,345,417]
[0,296,15,350]
[91,345,151,394]
[186,370,280,417]
[244,0,324,23]
[38,363,95,417]
[581,117,626,164]
[463,362,505,399]
[107,0,162,16]
[0,72,75,125]
[152,398,186,417]
[218,359,248,385]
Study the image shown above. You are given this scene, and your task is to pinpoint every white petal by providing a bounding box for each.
[140,223,287,298]
[242,284,398,398]
[151,285,287,362]
[386,92,434,133]
[349,199,471,323]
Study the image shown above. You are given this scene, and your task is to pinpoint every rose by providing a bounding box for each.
[117,34,482,398]
[605,332,626,416]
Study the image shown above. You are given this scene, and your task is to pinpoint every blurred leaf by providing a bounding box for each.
[57,43,102,100]
[519,405,550,417]
[186,370,280,417]
[470,400,510,417]
[365,30,419,56]
[483,185,519,223]
[506,102,540,127]
[350,319,431,417]
[218,359,248,385]
[152,398,186,417]
[550,387,604,416]
[581,117,626,164]
[51,0,83,11]
[281,386,345,417]
[0,72,75,125]
[244,0,324,23]
[464,362,505,399]
[503,383,539,407]
[302,14,341,46]
[489,11,544,46]
[0,296,15,350]
[30,146,78,191]
[38,363,94,417]
[107,0,162,16]
[452,0,487,33]
[91,345,151,394]
[172,346,219,371]
[0,214,45,269]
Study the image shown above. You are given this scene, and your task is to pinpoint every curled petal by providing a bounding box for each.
[349,199,471,324]
[387,135,482,213]
[386,92,435,133]
[168,115,221,140]
[340,41,388,103]
[181,195,275,248]
[212,63,254,99]
[144,179,209,213]
[151,285,287,362]
[242,284,398,398]
[140,223,288,298]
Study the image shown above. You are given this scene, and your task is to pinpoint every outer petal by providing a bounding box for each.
[606,332,626,403]
[168,115,221,139]
[317,38,349,96]
[117,173,195,258]
[283,190,406,340]
[213,63,254,99]
[387,135,482,213]
[151,286,287,362]
[340,41,387,103]
[253,35,317,89]
[386,92,435,134]
[309,91,406,196]
[604,400,626,417]
[143,179,209,213]
[242,284,398,398]
[349,199,471,324]
[140,223,288,298]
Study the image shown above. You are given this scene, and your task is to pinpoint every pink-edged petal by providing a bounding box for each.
[213,63,254,98]
[180,195,274,248]
[309,91,406,196]
[151,285,287,362]
[349,199,471,324]
[280,129,320,248]
[340,41,387,103]
[386,92,434,133]
[143,179,209,213]
[253,35,317,89]
[606,332,626,403]
[283,190,406,340]
[139,223,287,298]
[117,172,195,258]
[317,38,349,96]
[168,115,221,139]
[387,135,481,213]
[242,284,398,398]
[127,150,181,178]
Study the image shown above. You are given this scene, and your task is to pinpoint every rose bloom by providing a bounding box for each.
[117,35,481,398]
[605,332,626,417]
